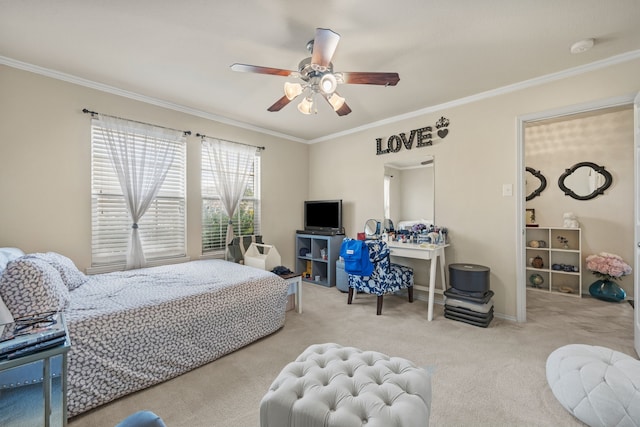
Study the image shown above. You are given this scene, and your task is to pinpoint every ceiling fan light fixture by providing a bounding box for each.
[284,82,303,100]
[328,93,345,111]
[231,28,398,116]
[319,73,338,94]
[298,96,314,115]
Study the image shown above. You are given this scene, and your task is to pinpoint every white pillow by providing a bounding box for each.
[0,248,24,323]
[0,297,13,324]
[24,252,87,290]
[0,247,25,273]
[0,253,8,273]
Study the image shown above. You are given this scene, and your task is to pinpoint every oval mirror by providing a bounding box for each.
[558,162,612,200]
[364,219,380,238]
[525,167,547,201]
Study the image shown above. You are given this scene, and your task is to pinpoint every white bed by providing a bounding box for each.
[0,251,288,417]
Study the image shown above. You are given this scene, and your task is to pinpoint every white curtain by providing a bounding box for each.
[99,115,182,270]
[202,138,257,249]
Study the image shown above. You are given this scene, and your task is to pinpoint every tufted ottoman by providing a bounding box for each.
[260,343,431,427]
[546,344,640,427]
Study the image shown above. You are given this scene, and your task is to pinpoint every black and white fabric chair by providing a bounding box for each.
[345,240,414,315]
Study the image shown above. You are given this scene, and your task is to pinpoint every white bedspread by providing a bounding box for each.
[66,260,288,417]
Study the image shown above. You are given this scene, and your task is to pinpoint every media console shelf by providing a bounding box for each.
[525,226,582,297]
[295,233,343,287]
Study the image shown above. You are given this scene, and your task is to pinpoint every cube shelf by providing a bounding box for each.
[526,227,582,297]
[295,233,343,287]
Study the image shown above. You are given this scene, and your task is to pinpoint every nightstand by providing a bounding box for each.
[0,314,71,427]
[278,273,302,314]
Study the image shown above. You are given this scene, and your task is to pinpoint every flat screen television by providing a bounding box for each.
[304,199,344,235]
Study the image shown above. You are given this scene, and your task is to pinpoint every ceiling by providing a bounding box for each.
[2,0,640,143]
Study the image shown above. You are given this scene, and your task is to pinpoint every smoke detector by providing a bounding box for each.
[570,38,595,54]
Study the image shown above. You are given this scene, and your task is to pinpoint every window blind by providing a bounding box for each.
[91,119,186,266]
[201,148,261,254]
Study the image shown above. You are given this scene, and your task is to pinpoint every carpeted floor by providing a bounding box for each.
[67,285,636,427]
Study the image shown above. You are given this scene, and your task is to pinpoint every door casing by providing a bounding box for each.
[516,93,637,324]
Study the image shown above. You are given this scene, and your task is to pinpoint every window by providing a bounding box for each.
[91,118,186,267]
[201,144,261,254]
[383,174,391,220]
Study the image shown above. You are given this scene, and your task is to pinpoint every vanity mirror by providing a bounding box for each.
[383,156,434,231]
[364,219,380,238]
[558,161,613,201]
[525,167,547,201]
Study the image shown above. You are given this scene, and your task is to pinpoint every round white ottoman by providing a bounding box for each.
[260,343,431,427]
[546,344,640,427]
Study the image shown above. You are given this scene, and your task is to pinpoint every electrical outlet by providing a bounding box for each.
[502,184,513,196]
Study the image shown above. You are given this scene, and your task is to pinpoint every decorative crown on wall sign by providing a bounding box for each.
[376,116,450,155]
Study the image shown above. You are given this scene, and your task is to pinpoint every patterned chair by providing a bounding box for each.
[347,240,414,315]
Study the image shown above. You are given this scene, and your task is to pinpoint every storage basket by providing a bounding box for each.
[244,243,281,271]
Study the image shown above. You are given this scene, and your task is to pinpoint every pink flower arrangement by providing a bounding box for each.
[585,252,632,281]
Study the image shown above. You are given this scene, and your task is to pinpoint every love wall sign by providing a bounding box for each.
[376,116,450,155]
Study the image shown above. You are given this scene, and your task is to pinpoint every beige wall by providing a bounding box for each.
[309,59,640,319]
[526,108,635,298]
[2,58,639,320]
[0,65,309,271]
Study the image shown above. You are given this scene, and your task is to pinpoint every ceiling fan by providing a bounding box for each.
[231,28,400,116]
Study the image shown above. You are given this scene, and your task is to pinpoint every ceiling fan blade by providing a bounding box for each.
[340,72,400,86]
[335,101,352,116]
[231,63,295,77]
[311,28,341,68]
[267,95,293,112]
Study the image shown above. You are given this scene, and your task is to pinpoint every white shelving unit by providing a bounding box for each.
[525,227,582,297]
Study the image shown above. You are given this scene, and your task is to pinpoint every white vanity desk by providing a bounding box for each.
[387,241,449,321]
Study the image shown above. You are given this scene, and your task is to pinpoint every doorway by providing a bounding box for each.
[516,95,637,323]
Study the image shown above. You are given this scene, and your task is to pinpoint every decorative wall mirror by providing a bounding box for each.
[383,156,435,231]
[558,161,613,200]
[525,167,547,201]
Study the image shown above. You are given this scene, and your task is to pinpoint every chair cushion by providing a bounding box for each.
[349,263,413,295]
[546,344,640,427]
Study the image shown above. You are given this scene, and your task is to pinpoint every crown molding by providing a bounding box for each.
[0,56,306,144]
[3,49,640,145]
[308,49,640,143]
